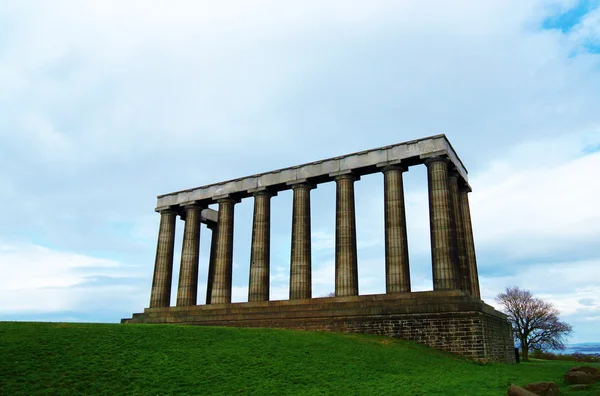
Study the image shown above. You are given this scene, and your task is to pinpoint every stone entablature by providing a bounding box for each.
[155,134,467,209]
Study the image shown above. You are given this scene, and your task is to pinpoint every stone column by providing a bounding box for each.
[289,182,313,300]
[459,185,481,298]
[210,197,237,304]
[176,204,203,306]
[425,156,459,291]
[335,173,359,297]
[205,223,218,304]
[382,165,411,293]
[248,190,275,302]
[149,208,177,308]
[449,172,471,294]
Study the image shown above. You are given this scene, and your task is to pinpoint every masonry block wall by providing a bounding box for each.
[124,291,515,363]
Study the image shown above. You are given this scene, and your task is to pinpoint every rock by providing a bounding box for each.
[507,384,538,396]
[523,381,559,396]
[569,384,590,391]
[568,366,600,376]
[564,370,595,385]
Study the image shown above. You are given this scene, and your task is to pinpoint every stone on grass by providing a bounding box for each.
[523,381,559,396]
[564,368,600,385]
[568,366,599,376]
[569,384,590,391]
[507,384,537,396]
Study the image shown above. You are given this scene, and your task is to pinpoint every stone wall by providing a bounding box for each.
[482,310,516,362]
[122,291,515,363]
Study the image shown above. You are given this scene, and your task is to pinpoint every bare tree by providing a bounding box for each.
[496,286,573,361]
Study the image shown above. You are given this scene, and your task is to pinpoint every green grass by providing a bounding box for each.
[0,322,598,395]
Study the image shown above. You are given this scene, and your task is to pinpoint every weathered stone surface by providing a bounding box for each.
[248,190,274,302]
[564,370,596,385]
[568,366,600,376]
[289,183,313,300]
[507,384,538,396]
[155,135,468,207]
[449,172,470,294]
[382,165,411,293]
[458,185,480,298]
[210,198,237,304]
[123,291,516,363]
[426,156,459,291]
[200,208,218,225]
[149,209,177,308]
[176,204,202,306]
[334,173,359,297]
[522,382,559,396]
[205,223,218,304]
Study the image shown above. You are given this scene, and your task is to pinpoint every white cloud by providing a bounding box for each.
[312,230,335,251]
[1,0,600,341]
[0,243,146,314]
[582,316,600,322]
[481,259,600,308]
[471,132,600,261]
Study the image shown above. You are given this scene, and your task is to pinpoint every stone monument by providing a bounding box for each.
[122,134,515,363]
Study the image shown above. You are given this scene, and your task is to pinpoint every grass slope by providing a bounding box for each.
[1,322,598,395]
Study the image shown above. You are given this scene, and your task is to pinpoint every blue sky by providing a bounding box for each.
[1,1,599,343]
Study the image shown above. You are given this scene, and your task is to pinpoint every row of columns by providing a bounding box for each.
[149,156,480,308]
[425,157,480,296]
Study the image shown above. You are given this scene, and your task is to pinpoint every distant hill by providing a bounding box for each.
[563,343,600,356]
[1,322,599,395]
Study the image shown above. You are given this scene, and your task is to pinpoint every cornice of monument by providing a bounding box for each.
[155,134,468,210]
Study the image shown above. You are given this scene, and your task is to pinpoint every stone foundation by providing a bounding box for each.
[122,290,515,363]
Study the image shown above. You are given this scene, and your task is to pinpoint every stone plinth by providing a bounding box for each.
[122,291,515,363]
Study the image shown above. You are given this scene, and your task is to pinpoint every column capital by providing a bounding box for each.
[248,187,278,197]
[449,170,472,194]
[423,155,450,166]
[213,194,241,204]
[178,203,206,220]
[181,202,205,210]
[288,180,316,190]
[331,170,360,182]
[376,159,408,172]
[380,164,408,173]
[155,206,178,215]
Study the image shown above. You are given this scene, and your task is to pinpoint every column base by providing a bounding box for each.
[122,291,515,363]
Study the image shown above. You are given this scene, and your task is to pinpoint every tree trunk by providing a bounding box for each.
[521,339,529,361]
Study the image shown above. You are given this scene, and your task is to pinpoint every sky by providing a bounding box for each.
[0,0,599,343]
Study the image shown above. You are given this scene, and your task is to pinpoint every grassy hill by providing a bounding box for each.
[0,322,598,395]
